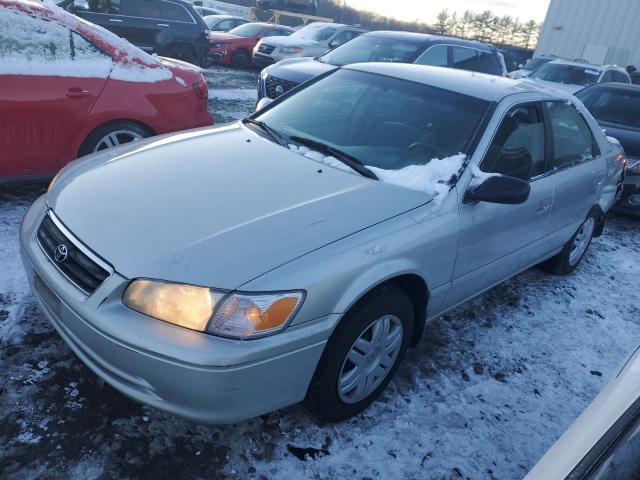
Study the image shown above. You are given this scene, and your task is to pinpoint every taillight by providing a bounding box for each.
[193,78,208,100]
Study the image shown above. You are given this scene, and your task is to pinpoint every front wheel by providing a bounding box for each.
[542,213,597,275]
[231,49,250,68]
[305,284,414,423]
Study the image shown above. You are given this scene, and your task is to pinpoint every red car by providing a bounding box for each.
[0,0,213,182]
[209,22,293,68]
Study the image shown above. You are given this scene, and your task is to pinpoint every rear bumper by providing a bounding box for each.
[20,197,337,423]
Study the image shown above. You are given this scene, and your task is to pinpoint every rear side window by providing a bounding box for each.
[546,101,598,170]
[476,51,501,75]
[124,0,192,22]
[415,44,447,67]
[481,104,547,181]
[451,46,479,71]
[89,0,120,14]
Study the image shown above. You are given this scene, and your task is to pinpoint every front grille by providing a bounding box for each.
[37,213,110,294]
[258,43,275,54]
[265,75,299,99]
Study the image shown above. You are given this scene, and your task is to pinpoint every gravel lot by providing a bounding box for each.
[1,65,639,480]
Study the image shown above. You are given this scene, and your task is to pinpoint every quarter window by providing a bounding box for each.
[476,51,501,75]
[480,104,547,181]
[415,44,447,67]
[546,101,598,170]
[451,46,479,71]
[125,0,191,22]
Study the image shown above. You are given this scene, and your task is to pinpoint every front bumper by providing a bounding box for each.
[614,175,640,215]
[20,197,338,423]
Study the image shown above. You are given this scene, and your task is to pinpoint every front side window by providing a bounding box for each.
[415,44,448,67]
[546,101,597,170]
[481,104,547,181]
[214,19,234,31]
[330,29,359,47]
[600,71,613,83]
[320,34,424,66]
[531,63,601,86]
[254,69,490,171]
[88,0,120,14]
[576,87,640,130]
[451,46,479,72]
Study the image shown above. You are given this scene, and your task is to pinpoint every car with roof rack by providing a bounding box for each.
[256,30,507,101]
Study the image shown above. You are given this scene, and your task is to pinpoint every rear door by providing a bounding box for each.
[544,101,608,236]
[448,102,555,306]
[0,16,111,178]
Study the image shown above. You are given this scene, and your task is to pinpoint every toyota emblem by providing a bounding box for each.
[275,84,284,96]
[54,244,68,263]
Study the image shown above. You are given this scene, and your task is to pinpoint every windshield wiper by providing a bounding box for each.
[242,118,288,147]
[289,135,378,180]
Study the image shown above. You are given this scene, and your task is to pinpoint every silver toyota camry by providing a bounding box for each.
[20,64,625,424]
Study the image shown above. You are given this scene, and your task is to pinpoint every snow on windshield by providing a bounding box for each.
[0,0,172,82]
[287,144,354,173]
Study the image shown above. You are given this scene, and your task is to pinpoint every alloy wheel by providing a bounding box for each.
[93,130,143,152]
[569,217,595,266]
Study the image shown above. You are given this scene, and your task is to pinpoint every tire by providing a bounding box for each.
[164,45,198,65]
[305,284,414,423]
[78,121,151,157]
[542,212,598,275]
[230,49,250,68]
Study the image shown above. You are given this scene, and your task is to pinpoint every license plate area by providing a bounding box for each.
[35,274,61,317]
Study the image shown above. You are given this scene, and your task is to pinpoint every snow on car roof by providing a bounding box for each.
[345,62,563,102]
[0,0,172,81]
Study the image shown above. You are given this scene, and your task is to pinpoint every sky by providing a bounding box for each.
[345,0,551,24]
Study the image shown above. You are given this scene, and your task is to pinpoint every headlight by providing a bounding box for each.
[208,291,304,339]
[628,158,640,175]
[211,42,228,49]
[122,279,304,339]
[281,46,303,54]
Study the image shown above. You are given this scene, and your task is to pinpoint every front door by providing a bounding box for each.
[447,102,555,307]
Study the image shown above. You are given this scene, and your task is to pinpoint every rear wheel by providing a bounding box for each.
[164,45,198,65]
[305,284,414,423]
[79,121,151,157]
[542,212,597,275]
[231,49,250,68]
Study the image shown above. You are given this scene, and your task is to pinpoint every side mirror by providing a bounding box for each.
[328,40,340,49]
[70,0,89,11]
[255,97,273,112]
[465,175,531,205]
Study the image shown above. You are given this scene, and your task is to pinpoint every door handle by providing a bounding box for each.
[66,88,91,98]
[157,23,169,27]
[109,18,123,22]
[536,199,552,214]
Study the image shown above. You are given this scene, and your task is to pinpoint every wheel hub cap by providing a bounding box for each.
[93,130,143,152]
[569,217,595,266]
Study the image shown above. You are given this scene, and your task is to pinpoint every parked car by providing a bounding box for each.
[256,0,317,15]
[194,5,224,16]
[253,21,366,67]
[21,63,624,424]
[526,344,640,479]
[508,54,557,79]
[0,0,212,183]
[256,31,508,100]
[202,14,247,32]
[209,22,294,67]
[528,59,631,94]
[576,83,640,216]
[66,0,213,66]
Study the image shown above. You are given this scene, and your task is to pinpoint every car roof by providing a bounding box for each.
[204,14,243,20]
[345,62,563,101]
[359,30,497,52]
[583,82,640,92]
[548,59,605,70]
[242,22,293,30]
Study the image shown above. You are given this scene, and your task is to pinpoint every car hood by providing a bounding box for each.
[528,78,583,94]
[508,69,531,79]
[267,57,337,84]
[600,124,640,158]
[47,124,431,289]
[261,35,320,48]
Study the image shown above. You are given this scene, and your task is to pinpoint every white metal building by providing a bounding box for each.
[536,0,640,68]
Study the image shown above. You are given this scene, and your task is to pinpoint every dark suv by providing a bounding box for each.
[66,0,212,66]
[257,31,507,100]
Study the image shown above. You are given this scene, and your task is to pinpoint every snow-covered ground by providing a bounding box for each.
[2,65,640,480]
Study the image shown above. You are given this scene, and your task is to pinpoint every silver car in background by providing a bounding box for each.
[20,64,624,424]
[528,59,631,94]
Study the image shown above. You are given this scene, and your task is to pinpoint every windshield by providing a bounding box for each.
[320,35,424,66]
[577,87,640,130]
[254,69,490,172]
[291,23,338,41]
[531,63,601,86]
[228,23,263,37]
[523,57,552,71]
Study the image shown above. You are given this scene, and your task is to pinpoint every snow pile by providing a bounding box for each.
[0,0,172,82]
[469,163,499,188]
[287,144,355,173]
[367,153,467,203]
